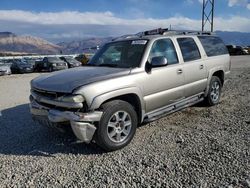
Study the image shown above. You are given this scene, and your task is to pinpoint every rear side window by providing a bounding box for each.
[198,36,228,57]
[177,38,201,62]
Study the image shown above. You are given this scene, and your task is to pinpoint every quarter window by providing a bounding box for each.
[177,38,201,62]
[149,39,178,65]
[198,36,228,57]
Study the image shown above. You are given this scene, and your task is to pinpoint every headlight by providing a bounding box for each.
[57,94,84,103]
[52,63,57,66]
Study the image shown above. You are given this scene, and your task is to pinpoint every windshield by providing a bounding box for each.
[47,57,61,61]
[65,57,76,62]
[88,40,148,68]
[18,59,29,65]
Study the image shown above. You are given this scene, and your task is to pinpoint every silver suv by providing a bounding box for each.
[30,29,230,151]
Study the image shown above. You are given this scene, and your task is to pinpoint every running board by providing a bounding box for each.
[143,94,204,123]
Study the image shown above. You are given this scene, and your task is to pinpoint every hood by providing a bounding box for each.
[31,66,131,93]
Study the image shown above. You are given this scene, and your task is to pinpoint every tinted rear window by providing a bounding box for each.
[177,38,201,62]
[198,36,228,57]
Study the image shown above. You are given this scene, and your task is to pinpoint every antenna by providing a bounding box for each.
[202,0,215,32]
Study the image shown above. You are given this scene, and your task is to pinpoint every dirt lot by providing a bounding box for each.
[0,56,250,187]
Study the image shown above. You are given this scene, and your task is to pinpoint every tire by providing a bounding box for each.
[95,100,138,151]
[204,76,222,106]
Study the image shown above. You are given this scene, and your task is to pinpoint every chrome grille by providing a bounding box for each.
[31,87,66,99]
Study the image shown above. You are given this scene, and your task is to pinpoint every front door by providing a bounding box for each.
[142,38,185,113]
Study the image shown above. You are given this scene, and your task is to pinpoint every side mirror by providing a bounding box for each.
[151,56,168,68]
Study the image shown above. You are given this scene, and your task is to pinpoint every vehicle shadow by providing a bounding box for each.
[0,104,104,157]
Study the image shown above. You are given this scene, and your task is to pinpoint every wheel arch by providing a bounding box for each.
[89,88,145,123]
[205,68,225,96]
[212,70,224,86]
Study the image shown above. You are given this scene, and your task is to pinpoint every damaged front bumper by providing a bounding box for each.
[30,99,103,143]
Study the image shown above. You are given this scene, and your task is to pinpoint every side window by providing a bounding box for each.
[198,36,228,57]
[149,38,178,65]
[177,38,201,62]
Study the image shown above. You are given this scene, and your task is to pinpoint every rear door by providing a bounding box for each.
[177,37,207,98]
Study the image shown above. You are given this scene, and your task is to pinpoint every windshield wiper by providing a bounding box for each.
[98,64,118,67]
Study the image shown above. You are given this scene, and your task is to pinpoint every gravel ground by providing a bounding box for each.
[0,56,249,187]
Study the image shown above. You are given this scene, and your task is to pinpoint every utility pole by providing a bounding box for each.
[202,0,215,32]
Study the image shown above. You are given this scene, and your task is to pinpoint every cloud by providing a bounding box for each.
[0,10,249,42]
[0,10,116,25]
[227,0,250,9]
[184,0,203,4]
[228,0,247,7]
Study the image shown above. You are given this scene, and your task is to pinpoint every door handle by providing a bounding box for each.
[177,69,183,74]
[200,65,204,69]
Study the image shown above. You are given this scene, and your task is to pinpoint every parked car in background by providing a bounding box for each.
[75,54,93,65]
[243,46,250,54]
[34,57,68,72]
[0,63,11,76]
[226,45,248,55]
[60,56,82,68]
[23,58,37,68]
[10,59,34,74]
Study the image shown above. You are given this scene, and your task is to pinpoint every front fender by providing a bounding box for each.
[89,87,145,121]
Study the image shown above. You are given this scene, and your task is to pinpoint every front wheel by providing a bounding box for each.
[204,76,222,106]
[95,100,138,151]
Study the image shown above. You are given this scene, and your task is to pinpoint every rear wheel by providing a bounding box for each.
[204,76,222,106]
[95,100,138,151]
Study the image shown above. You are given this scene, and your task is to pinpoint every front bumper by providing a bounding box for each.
[69,64,81,68]
[0,70,11,75]
[30,99,103,143]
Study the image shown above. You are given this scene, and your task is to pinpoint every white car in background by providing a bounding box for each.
[0,63,11,76]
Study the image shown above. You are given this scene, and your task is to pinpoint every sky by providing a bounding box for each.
[0,0,249,43]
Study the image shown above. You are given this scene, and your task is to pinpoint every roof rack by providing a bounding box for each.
[112,34,138,41]
[138,28,214,36]
[136,28,169,37]
[163,30,214,36]
[112,28,214,41]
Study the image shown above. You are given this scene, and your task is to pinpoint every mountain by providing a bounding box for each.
[59,31,250,54]
[0,32,61,55]
[58,37,112,54]
[0,31,249,56]
[216,31,250,46]
[0,32,16,38]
